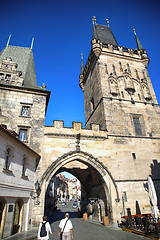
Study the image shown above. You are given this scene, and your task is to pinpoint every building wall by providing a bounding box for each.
[0,129,38,238]
[0,86,47,154]
[33,121,160,222]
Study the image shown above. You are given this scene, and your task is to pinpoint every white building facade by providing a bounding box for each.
[0,125,40,239]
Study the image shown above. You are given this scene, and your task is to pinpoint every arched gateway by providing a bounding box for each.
[33,150,121,224]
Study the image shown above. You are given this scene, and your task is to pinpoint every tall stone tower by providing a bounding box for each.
[79,19,160,139]
[0,43,50,154]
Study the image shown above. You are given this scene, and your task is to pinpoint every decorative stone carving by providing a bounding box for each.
[108,73,119,96]
[0,58,23,86]
[124,70,135,95]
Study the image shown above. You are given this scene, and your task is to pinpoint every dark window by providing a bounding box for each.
[5,148,11,170]
[19,129,27,142]
[133,117,142,135]
[21,106,30,117]
[5,74,11,80]
[132,153,136,159]
[121,91,124,98]
[22,157,27,176]
[138,94,141,100]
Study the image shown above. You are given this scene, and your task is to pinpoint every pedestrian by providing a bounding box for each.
[38,216,52,240]
[59,213,73,240]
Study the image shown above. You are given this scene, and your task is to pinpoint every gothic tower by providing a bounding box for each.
[79,19,160,139]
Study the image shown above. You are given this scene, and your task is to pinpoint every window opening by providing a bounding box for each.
[0,73,4,79]
[22,157,27,176]
[133,117,142,135]
[138,94,141,100]
[5,148,11,170]
[5,74,11,80]
[132,153,136,159]
[21,106,30,117]
[121,91,124,98]
[19,129,27,142]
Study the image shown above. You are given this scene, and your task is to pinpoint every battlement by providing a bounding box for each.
[52,120,101,132]
[44,121,107,141]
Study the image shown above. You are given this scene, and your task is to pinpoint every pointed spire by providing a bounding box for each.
[106,18,109,27]
[133,26,143,51]
[80,53,84,74]
[30,38,34,49]
[92,16,97,40]
[6,34,11,46]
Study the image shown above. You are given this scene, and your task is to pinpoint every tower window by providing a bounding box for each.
[133,116,142,135]
[19,128,28,142]
[5,74,11,80]
[138,94,141,100]
[0,73,4,79]
[121,91,124,98]
[132,153,136,159]
[90,97,95,112]
[21,106,30,117]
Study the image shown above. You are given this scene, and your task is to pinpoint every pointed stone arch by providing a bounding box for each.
[34,150,121,224]
[40,150,120,202]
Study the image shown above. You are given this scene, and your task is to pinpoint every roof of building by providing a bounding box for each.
[0,45,38,88]
[0,124,40,159]
[92,24,118,46]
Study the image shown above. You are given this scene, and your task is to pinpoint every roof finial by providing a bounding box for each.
[31,38,34,49]
[106,18,109,27]
[133,26,136,35]
[6,34,11,46]
[80,53,84,74]
[92,16,96,25]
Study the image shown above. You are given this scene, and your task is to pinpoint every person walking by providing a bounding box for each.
[59,213,73,240]
[38,216,52,240]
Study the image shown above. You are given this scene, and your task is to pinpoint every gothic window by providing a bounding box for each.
[133,116,142,136]
[5,74,11,80]
[132,153,136,159]
[5,148,11,170]
[138,94,141,100]
[90,97,95,112]
[21,106,30,117]
[121,91,124,98]
[19,129,27,142]
[22,157,27,176]
[0,73,4,79]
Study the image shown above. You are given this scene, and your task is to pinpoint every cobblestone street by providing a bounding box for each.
[44,202,148,240]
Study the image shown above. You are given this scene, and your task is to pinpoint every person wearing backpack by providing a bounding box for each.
[38,216,52,240]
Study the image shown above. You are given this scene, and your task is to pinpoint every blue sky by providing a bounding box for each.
[0,0,160,129]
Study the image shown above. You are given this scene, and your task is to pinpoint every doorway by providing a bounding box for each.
[12,199,23,235]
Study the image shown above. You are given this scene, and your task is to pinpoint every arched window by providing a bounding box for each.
[5,148,11,170]
[22,157,27,176]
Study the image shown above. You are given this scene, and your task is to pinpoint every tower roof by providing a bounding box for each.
[0,45,37,88]
[92,24,118,46]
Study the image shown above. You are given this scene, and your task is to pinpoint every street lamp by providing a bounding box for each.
[35,180,41,205]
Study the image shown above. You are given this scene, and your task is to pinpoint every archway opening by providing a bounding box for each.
[43,158,111,222]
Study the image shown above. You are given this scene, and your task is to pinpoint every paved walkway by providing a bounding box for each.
[5,202,149,240]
